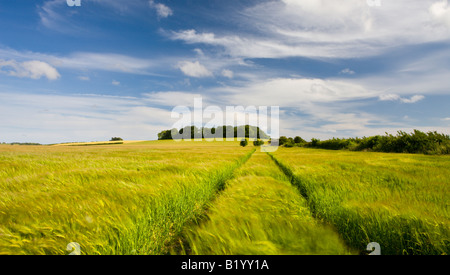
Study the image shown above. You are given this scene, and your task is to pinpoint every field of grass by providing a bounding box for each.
[0,141,448,255]
[51,140,147,146]
[174,152,355,255]
[0,141,253,255]
[270,147,450,255]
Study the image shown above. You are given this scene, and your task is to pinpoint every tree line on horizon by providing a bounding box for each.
[279,130,450,155]
[157,125,271,140]
[158,126,450,154]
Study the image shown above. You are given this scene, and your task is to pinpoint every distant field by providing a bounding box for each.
[0,141,448,255]
[51,140,147,146]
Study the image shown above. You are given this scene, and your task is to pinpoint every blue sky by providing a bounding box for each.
[0,0,449,144]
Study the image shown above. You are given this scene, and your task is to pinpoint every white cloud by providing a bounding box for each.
[112,80,120,86]
[379,94,401,101]
[149,0,173,18]
[401,95,426,103]
[59,52,158,74]
[144,91,203,107]
[174,75,447,139]
[429,0,450,27]
[349,47,450,98]
[0,47,167,76]
[176,61,213,78]
[0,59,60,80]
[379,94,425,103]
[141,78,383,140]
[214,77,376,107]
[171,1,450,59]
[171,29,314,59]
[221,69,234,79]
[0,92,177,144]
[193,48,205,57]
[78,76,90,81]
[340,68,355,75]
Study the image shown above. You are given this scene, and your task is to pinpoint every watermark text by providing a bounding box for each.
[67,0,81,7]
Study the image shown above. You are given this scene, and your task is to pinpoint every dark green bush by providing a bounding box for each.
[253,139,264,146]
[284,141,295,148]
[278,136,288,146]
[240,139,248,147]
[294,136,305,144]
[303,130,450,155]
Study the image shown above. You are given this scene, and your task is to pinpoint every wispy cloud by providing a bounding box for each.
[59,52,157,74]
[38,0,161,34]
[379,94,425,104]
[0,59,60,80]
[38,0,85,34]
[170,1,450,59]
[149,0,173,18]
[221,69,234,79]
[340,68,355,75]
[144,91,203,107]
[400,95,426,104]
[0,47,168,76]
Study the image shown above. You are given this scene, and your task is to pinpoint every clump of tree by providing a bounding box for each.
[157,125,271,140]
[294,136,306,144]
[355,130,450,155]
[253,139,264,146]
[278,136,305,147]
[110,137,123,141]
[280,130,450,155]
[240,139,248,147]
[157,129,174,140]
[306,137,352,150]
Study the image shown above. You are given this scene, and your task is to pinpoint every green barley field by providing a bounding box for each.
[0,141,448,255]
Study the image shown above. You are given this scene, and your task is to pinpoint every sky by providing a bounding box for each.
[0,0,449,144]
